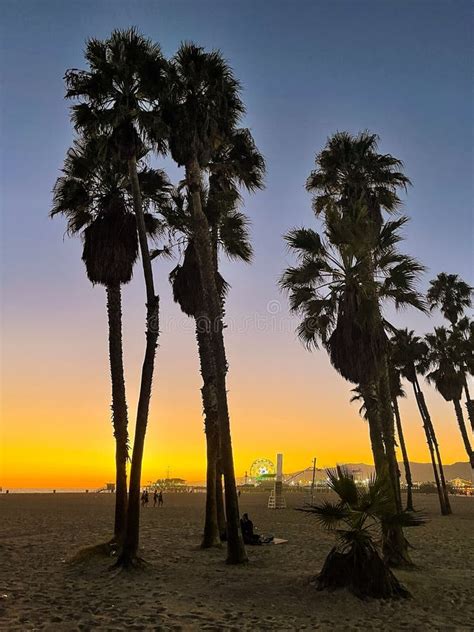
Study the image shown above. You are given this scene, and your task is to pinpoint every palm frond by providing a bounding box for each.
[383,510,427,529]
[298,501,350,530]
[284,228,324,258]
[326,467,359,506]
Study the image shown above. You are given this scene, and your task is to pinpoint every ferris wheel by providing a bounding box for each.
[249,458,275,480]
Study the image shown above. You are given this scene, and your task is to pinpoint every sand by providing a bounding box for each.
[0,491,473,631]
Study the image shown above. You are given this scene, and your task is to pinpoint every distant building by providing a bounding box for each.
[149,478,190,492]
[449,478,473,495]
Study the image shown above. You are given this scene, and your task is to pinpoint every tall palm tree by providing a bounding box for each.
[168,129,264,548]
[163,43,249,563]
[281,210,424,565]
[423,327,474,469]
[428,273,474,429]
[295,130,421,566]
[51,136,169,541]
[64,28,169,565]
[390,329,452,514]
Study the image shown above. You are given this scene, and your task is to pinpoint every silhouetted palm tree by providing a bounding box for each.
[65,28,169,565]
[168,129,264,548]
[390,329,452,514]
[51,136,169,541]
[286,131,423,566]
[427,273,472,326]
[163,43,249,563]
[282,207,424,565]
[424,327,474,469]
[428,273,474,430]
[299,467,423,598]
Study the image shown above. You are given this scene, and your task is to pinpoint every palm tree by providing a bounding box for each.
[168,129,264,548]
[299,467,424,599]
[427,273,472,326]
[163,43,249,563]
[64,29,168,565]
[286,130,423,566]
[423,327,474,469]
[51,136,169,542]
[428,273,474,429]
[281,209,425,565]
[390,329,452,514]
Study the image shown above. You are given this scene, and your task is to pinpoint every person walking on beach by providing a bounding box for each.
[158,491,163,507]
[153,489,158,507]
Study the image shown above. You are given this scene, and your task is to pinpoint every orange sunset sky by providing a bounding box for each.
[1,255,471,489]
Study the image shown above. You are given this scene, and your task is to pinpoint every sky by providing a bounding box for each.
[1,0,473,488]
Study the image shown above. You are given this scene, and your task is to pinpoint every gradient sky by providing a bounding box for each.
[1,0,473,488]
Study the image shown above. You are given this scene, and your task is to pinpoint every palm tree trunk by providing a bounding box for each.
[392,396,414,511]
[412,379,451,515]
[118,156,160,565]
[186,158,247,564]
[106,284,129,541]
[195,315,221,548]
[463,378,474,432]
[360,380,411,567]
[378,366,403,512]
[415,384,452,513]
[360,382,386,474]
[202,422,220,547]
[200,224,226,547]
[453,399,474,468]
[211,224,227,542]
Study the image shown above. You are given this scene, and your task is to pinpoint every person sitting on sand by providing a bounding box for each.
[240,513,262,545]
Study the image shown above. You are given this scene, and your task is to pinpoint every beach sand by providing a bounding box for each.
[0,491,473,630]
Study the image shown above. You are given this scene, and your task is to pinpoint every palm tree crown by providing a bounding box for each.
[427,273,473,326]
[167,126,264,317]
[423,327,465,402]
[390,328,428,384]
[163,42,245,168]
[65,28,167,155]
[281,214,424,384]
[306,131,410,232]
[51,136,169,284]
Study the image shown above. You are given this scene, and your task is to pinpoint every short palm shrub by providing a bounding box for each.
[300,467,425,599]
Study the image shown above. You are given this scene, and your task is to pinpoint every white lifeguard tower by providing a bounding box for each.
[268,453,286,509]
